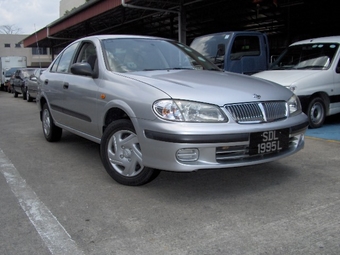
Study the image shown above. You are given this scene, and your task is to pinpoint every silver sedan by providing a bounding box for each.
[37,35,309,186]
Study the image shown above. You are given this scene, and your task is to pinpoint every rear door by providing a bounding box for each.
[41,42,80,125]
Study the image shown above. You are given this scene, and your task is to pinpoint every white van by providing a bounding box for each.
[253,36,340,128]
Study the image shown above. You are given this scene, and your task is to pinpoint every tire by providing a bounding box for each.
[26,88,32,102]
[14,91,18,98]
[307,97,326,129]
[22,90,27,100]
[42,103,62,142]
[100,119,160,186]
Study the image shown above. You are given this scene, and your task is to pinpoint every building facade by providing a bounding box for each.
[0,34,52,67]
[0,0,84,68]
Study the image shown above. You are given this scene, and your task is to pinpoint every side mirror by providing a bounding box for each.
[71,62,97,78]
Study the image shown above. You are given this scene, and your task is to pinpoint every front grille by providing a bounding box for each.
[225,101,287,123]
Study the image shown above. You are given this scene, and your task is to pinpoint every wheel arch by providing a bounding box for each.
[103,107,130,133]
[309,92,330,115]
[301,92,330,115]
[101,99,143,136]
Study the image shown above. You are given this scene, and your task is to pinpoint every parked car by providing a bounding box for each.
[12,68,36,99]
[3,67,21,93]
[253,36,340,128]
[37,34,309,186]
[25,68,46,102]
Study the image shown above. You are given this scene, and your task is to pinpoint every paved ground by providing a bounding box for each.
[306,114,340,141]
[1,91,340,255]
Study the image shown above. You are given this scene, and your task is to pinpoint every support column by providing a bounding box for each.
[179,0,187,44]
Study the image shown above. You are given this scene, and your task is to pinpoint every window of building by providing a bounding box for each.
[4,43,10,48]
[32,47,48,55]
[15,43,21,48]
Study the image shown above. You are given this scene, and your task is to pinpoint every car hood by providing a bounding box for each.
[117,70,293,105]
[253,70,321,86]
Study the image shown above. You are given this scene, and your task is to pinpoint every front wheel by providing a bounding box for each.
[22,89,27,100]
[307,97,326,129]
[42,104,62,142]
[26,88,32,102]
[100,119,160,186]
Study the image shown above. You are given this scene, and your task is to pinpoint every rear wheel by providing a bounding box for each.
[42,103,62,142]
[100,119,160,186]
[307,97,326,129]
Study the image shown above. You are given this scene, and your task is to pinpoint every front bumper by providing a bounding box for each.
[137,115,309,172]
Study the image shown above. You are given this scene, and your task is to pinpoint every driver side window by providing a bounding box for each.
[77,42,97,71]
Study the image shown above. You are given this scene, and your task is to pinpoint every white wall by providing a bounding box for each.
[60,0,86,17]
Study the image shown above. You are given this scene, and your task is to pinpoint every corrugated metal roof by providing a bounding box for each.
[22,0,340,54]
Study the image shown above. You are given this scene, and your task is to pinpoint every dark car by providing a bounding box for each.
[3,67,22,93]
[25,68,46,102]
[12,68,36,99]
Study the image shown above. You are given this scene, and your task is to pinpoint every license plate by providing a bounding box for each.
[249,128,289,155]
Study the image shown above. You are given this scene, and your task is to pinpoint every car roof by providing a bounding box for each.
[290,35,340,46]
[76,34,172,42]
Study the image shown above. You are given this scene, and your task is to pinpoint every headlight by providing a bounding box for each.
[153,99,227,122]
[287,94,302,116]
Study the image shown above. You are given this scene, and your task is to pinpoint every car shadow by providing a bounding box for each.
[54,130,300,198]
[136,161,298,199]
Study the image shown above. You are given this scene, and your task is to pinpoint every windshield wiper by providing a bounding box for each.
[168,67,195,70]
[295,65,326,70]
[142,67,195,71]
[142,68,168,71]
[205,67,221,71]
[271,66,295,70]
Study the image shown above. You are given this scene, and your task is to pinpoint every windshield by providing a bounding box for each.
[22,69,35,78]
[190,33,231,58]
[5,67,20,77]
[102,38,220,72]
[270,43,339,70]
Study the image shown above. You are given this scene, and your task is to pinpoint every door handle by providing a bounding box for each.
[44,79,49,85]
[63,82,69,89]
